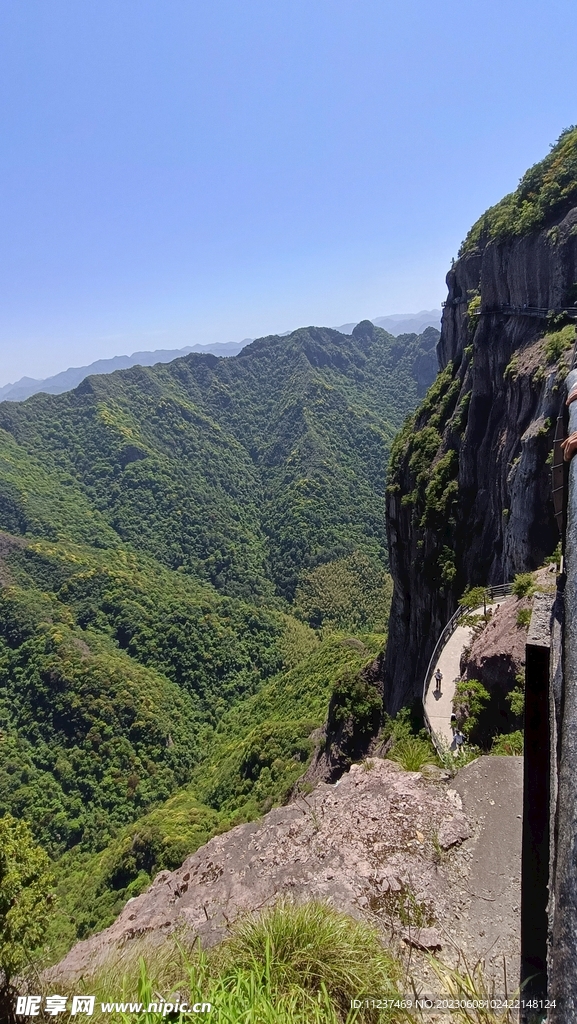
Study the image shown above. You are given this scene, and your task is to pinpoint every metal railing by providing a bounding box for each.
[422,605,467,748]
[469,304,577,320]
[488,582,513,599]
[422,583,513,751]
[440,299,577,318]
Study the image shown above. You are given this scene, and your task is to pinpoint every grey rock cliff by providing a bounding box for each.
[384,207,577,712]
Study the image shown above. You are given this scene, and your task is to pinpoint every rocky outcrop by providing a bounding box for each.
[50,758,474,981]
[49,756,523,993]
[460,599,528,741]
[384,201,577,712]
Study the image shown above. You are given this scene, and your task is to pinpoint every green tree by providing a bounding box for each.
[459,586,489,614]
[0,815,55,989]
[512,573,536,598]
[452,679,490,738]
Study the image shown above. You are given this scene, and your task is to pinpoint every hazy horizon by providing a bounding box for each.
[0,309,442,390]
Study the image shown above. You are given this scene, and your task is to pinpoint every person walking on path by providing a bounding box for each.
[434,668,443,694]
[451,729,465,757]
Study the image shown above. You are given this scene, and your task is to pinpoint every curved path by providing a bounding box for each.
[424,599,512,747]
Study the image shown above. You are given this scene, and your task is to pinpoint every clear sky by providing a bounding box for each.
[1,0,576,386]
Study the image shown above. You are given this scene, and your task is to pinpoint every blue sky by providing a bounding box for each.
[1,0,576,385]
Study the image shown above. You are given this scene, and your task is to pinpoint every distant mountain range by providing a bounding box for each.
[334,310,442,336]
[0,310,441,402]
[0,340,252,403]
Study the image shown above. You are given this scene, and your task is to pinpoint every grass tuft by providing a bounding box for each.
[427,953,516,1023]
[515,608,531,629]
[212,899,403,1019]
[387,737,438,772]
[511,573,535,599]
[49,901,407,1023]
[491,731,523,756]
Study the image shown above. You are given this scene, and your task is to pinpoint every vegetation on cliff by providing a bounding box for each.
[384,131,575,715]
[387,359,463,589]
[461,125,577,253]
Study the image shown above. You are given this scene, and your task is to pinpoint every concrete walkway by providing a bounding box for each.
[424,601,511,747]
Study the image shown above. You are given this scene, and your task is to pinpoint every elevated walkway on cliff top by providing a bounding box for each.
[423,585,513,751]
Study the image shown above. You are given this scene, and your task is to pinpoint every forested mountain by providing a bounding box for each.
[0,321,437,951]
[0,321,437,599]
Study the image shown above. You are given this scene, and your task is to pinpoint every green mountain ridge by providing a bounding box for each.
[0,321,437,954]
[0,322,438,598]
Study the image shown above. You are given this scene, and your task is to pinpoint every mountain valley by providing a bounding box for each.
[0,320,437,954]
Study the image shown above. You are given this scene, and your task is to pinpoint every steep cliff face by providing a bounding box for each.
[384,130,577,712]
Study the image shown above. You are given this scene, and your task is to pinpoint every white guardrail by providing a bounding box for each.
[422,584,513,750]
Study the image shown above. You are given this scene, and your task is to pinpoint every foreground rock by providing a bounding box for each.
[50,756,521,989]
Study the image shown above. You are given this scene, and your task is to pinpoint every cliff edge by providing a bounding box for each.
[384,127,577,711]
[49,757,522,993]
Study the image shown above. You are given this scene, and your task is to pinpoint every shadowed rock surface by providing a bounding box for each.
[463,600,527,691]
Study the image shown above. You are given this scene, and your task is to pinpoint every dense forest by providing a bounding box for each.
[0,321,438,954]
